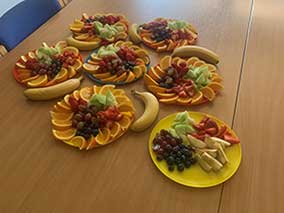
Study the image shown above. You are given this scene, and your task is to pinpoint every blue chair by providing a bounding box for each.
[0,0,62,51]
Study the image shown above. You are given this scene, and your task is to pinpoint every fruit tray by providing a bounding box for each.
[51,85,135,150]
[13,41,82,88]
[83,41,150,85]
[144,53,223,105]
[67,13,129,51]
[149,111,241,187]
[129,18,197,52]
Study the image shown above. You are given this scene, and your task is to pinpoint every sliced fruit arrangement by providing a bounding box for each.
[144,50,223,106]
[51,85,135,150]
[67,13,128,50]
[129,18,197,52]
[151,111,240,173]
[83,41,150,85]
[13,41,83,89]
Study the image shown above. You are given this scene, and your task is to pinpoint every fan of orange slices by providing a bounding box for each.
[144,55,224,105]
[51,85,135,150]
[137,18,197,52]
[67,13,129,50]
[13,41,82,88]
[83,41,150,85]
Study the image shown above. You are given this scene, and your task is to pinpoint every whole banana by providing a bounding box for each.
[24,76,83,100]
[129,24,141,44]
[130,90,159,132]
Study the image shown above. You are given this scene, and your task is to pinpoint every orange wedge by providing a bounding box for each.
[118,116,132,131]
[95,128,111,145]
[118,102,135,113]
[193,60,206,68]
[114,72,127,82]
[135,58,145,65]
[72,90,80,100]
[86,60,99,65]
[101,75,118,83]
[186,57,199,66]
[51,119,72,130]
[191,91,203,104]
[86,135,97,150]
[67,66,77,78]
[110,122,121,138]
[144,74,159,86]
[70,26,82,32]
[212,76,223,83]
[154,66,166,77]
[115,95,131,104]
[20,55,28,63]
[208,82,224,92]
[151,40,166,48]
[99,84,115,95]
[134,49,148,58]
[125,72,136,82]
[157,45,168,52]
[147,85,166,93]
[148,67,161,81]
[159,95,179,104]
[160,55,172,70]
[90,54,102,62]
[64,136,86,149]
[93,72,112,79]
[16,62,26,69]
[167,39,176,51]
[57,101,71,111]
[93,85,101,95]
[200,86,216,101]
[156,92,176,99]
[53,104,72,113]
[22,75,40,83]
[54,68,68,83]
[177,96,192,105]
[207,64,217,72]
[73,59,83,70]
[50,111,73,121]
[79,87,93,101]
[52,128,76,141]
[62,46,79,56]
[27,74,48,87]
[133,66,143,78]
[121,111,134,118]
[83,63,99,74]
[112,89,125,96]
[28,51,36,59]
[64,95,71,106]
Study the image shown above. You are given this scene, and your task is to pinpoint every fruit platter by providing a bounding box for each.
[51,85,135,150]
[67,13,129,50]
[144,47,223,105]
[83,41,150,85]
[129,18,197,52]
[149,111,241,187]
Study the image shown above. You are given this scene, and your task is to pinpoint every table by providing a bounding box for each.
[0,0,283,212]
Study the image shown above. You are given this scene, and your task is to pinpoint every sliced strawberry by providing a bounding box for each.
[217,125,227,138]
[224,133,240,144]
[178,90,188,98]
[205,127,218,136]
[69,96,79,112]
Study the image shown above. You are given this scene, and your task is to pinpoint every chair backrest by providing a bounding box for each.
[0,0,61,51]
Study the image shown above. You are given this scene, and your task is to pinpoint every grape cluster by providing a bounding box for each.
[152,129,196,172]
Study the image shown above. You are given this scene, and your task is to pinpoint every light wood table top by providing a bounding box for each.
[1,0,282,212]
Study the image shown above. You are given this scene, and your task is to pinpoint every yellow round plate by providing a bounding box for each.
[148,111,242,188]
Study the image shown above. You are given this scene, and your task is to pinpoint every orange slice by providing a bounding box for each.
[135,58,145,65]
[68,66,77,78]
[93,85,101,95]
[156,92,176,99]
[208,82,224,92]
[154,66,166,77]
[167,39,176,51]
[177,96,192,105]
[57,101,71,111]
[54,68,68,83]
[20,55,28,63]
[72,90,80,100]
[95,128,111,145]
[70,26,82,32]
[73,59,83,70]
[114,72,127,82]
[63,94,71,106]
[62,46,79,56]
[79,87,93,101]
[93,72,111,79]
[200,86,216,101]
[172,57,182,65]
[148,85,166,93]
[90,54,102,62]
[75,34,89,40]
[16,62,26,69]
[64,136,86,149]
[53,104,72,113]
[52,128,76,141]
[115,95,131,104]
[159,95,179,104]
[121,111,134,118]
[83,63,99,74]
[86,135,97,150]
[21,75,40,84]
[160,55,172,70]
[212,76,223,83]
[118,102,135,113]
[112,89,125,96]
[193,60,206,67]
[133,66,143,78]
[52,119,72,130]
[157,45,168,52]
[144,74,159,86]
[28,52,36,59]
[110,122,121,138]
[186,57,199,66]
[177,58,187,67]
[27,74,48,87]
[50,111,73,121]
[118,116,132,131]
[148,67,161,81]
[125,72,136,82]
[191,91,203,104]
[99,84,115,95]
[101,75,118,82]
[207,64,217,72]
